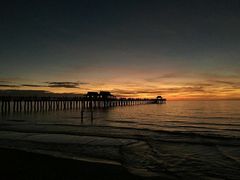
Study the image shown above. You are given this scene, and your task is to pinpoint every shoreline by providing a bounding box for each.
[0,123,239,179]
[0,148,154,180]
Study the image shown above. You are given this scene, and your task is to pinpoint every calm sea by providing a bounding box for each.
[1,100,240,179]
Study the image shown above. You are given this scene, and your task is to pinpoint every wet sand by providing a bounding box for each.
[0,123,239,179]
[0,148,153,180]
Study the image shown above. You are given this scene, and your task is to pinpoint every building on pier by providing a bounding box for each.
[99,91,116,99]
[86,92,99,99]
[155,96,166,104]
[85,91,116,100]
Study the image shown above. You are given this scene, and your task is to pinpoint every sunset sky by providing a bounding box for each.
[0,0,240,100]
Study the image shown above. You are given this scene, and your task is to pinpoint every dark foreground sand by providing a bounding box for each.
[0,148,157,180]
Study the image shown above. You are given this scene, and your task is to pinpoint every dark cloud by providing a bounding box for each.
[209,80,240,85]
[0,90,83,97]
[22,84,47,87]
[0,80,19,87]
[22,81,88,88]
[157,73,186,79]
[202,72,240,79]
[0,80,88,89]
[145,73,185,82]
[0,84,20,88]
[112,86,206,96]
[0,80,10,83]
[206,80,240,89]
[144,71,194,83]
[45,81,85,88]
[184,82,213,87]
[0,90,50,96]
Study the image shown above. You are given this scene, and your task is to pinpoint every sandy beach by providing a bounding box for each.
[0,148,153,180]
[0,117,240,180]
[0,127,168,179]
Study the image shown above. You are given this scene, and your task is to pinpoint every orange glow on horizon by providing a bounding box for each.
[1,81,240,100]
[0,68,240,100]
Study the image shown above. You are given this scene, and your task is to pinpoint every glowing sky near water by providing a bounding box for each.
[0,0,240,100]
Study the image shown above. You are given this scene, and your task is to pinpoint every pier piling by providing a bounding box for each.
[0,95,166,113]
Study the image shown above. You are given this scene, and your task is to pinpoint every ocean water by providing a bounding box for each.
[1,100,240,179]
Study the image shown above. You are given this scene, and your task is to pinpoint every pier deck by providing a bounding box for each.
[0,96,166,113]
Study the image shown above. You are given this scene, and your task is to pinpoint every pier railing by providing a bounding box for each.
[0,96,165,113]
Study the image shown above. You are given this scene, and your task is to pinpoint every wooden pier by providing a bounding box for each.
[0,96,166,113]
[0,91,166,113]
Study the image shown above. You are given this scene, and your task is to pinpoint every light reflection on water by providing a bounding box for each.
[1,101,240,137]
[1,101,240,179]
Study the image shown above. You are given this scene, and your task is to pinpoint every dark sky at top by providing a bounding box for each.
[0,0,240,99]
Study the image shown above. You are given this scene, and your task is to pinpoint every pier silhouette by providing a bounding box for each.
[0,91,166,113]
